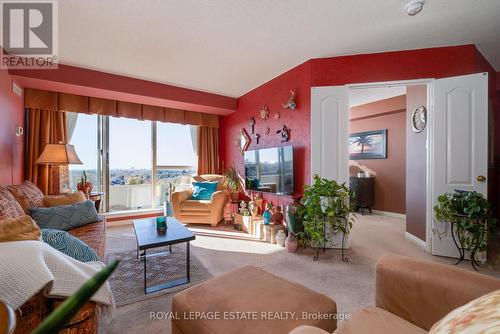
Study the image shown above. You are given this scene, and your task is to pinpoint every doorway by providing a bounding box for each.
[311,73,489,258]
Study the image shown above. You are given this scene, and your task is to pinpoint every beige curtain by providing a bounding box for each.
[197,126,219,175]
[26,108,68,194]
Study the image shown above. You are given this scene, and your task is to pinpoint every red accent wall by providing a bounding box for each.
[349,96,407,214]
[220,44,499,208]
[0,68,24,185]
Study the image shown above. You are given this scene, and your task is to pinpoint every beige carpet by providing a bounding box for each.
[100,214,500,334]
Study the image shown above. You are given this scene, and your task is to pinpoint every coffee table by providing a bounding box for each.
[133,217,195,294]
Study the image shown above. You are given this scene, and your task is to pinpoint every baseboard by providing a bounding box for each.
[372,210,406,219]
[405,232,427,248]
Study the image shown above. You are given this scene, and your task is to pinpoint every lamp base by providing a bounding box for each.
[49,165,70,195]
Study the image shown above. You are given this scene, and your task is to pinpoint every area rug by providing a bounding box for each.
[107,244,212,306]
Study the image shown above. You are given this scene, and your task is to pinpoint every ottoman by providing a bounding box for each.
[172,265,337,334]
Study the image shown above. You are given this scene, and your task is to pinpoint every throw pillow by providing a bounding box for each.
[7,181,44,214]
[191,181,218,200]
[0,215,41,242]
[41,229,100,262]
[429,289,500,334]
[43,191,87,207]
[29,200,101,231]
[0,186,25,220]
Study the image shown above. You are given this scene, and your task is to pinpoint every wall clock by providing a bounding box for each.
[411,105,427,133]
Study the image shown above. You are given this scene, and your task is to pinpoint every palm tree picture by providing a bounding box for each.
[349,130,387,159]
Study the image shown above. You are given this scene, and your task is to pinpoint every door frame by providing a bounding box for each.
[346,78,434,252]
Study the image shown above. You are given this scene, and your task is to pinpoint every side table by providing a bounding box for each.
[87,192,105,212]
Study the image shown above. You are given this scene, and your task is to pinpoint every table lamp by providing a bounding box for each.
[36,143,82,194]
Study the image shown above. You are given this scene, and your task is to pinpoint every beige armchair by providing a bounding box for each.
[172,174,230,227]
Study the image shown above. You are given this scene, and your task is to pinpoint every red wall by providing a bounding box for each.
[220,44,499,207]
[0,68,24,185]
[350,98,406,214]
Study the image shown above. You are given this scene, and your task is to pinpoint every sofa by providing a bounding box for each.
[290,254,500,334]
[172,174,230,227]
[0,181,105,334]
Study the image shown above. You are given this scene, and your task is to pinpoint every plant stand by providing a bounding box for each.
[450,221,482,271]
[313,214,348,263]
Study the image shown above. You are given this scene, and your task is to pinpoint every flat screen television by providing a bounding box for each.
[244,145,294,195]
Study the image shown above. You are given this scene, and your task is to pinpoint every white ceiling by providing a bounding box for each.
[349,87,407,107]
[59,0,500,97]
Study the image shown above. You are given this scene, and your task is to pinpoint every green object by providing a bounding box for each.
[32,260,119,334]
[298,174,356,247]
[222,164,241,193]
[156,216,167,230]
[434,190,496,251]
[191,181,219,200]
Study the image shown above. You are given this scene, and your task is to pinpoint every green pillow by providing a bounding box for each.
[42,229,100,262]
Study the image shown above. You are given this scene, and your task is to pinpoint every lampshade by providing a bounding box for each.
[36,143,83,165]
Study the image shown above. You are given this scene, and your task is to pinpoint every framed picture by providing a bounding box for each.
[349,129,387,160]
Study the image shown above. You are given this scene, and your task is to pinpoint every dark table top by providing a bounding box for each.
[133,217,195,250]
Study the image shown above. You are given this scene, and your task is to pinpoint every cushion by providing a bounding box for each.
[7,181,44,214]
[181,200,212,212]
[193,175,225,191]
[0,215,41,242]
[335,307,426,334]
[172,265,337,334]
[0,186,25,220]
[429,289,500,334]
[68,220,105,260]
[41,229,100,262]
[43,191,87,207]
[191,181,218,200]
[29,200,101,231]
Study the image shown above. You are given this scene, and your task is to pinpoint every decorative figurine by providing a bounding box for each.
[265,127,271,135]
[282,91,296,110]
[249,117,256,134]
[276,125,290,142]
[272,205,284,225]
[259,106,270,121]
[254,133,260,144]
[273,112,280,120]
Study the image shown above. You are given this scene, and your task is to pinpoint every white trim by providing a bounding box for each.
[346,78,434,89]
[102,208,163,220]
[372,210,406,219]
[405,232,427,248]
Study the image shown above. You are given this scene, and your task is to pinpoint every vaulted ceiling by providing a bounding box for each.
[59,0,500,97]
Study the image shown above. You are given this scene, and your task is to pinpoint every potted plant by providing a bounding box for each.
[77,171,93,195]
[434,190,496,264]
[299,174,356,249]
[223,164,241,201]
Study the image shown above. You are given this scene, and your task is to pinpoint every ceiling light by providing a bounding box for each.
[405,0,425,16]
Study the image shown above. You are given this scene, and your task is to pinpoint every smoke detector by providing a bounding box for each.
[405,0,425,16]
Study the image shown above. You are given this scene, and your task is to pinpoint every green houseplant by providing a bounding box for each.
[299,174,356,249]
[434,191,496,259]
[223,164,241,201]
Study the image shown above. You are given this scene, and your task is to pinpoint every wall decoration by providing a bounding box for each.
[411,105,427,133]
[258,106,269,121]
[265,127,271,135]
[276,125,290,142]
[273,112,280,120]
[282,91,296,110]
[236,128,251,155]
[249,117,256,134]
[349,129,387,160]
[254,133,260,145]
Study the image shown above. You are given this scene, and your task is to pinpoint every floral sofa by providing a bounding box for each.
[0,181,105,334]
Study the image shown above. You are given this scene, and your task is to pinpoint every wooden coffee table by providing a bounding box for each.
[133,217,195,294]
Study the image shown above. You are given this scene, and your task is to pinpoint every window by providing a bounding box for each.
[67,113,101,192]
[154,123,197,207]
[108,117,152,212]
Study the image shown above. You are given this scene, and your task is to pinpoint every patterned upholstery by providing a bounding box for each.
[0,186,25,220]
[68,219,106,260]
[7,181,44,214]
[29,200,101,231]
[42,229,100,262]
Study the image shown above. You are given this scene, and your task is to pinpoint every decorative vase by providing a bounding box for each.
[286,198,303,234]
[77,182,93,195]
[263,209,271,225]
[163,201,173,217]
[285,232,298,252]
[275,230,286,247]
[272,206,284,225]
[249,201,259,217]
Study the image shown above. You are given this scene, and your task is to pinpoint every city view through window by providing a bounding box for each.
[68,113,197,212]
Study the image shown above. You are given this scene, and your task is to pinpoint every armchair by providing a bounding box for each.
[172,174,230,227]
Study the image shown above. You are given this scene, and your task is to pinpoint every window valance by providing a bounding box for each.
[24,88,219,128]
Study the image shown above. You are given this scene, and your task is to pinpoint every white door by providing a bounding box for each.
[311,86,349,184]
[431,73,488,257]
